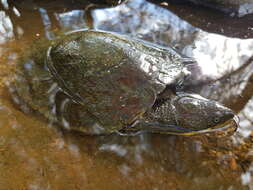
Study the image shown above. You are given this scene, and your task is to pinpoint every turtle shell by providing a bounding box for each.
[46,30,192,134]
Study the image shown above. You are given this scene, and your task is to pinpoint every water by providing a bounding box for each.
[0,0,253,189]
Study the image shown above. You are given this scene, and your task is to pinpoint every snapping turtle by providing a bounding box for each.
[12,29,237,135]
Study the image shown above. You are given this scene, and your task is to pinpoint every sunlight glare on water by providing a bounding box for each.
[0,11,13,43]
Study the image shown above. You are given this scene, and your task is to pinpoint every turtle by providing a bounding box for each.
[11,29,237,135]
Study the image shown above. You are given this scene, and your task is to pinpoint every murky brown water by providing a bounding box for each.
[1,0,253,189]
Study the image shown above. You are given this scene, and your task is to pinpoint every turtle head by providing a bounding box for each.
[129,93,238,136]
[170,93,237,135]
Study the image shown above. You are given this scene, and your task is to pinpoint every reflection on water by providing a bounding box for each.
[0,11,13,43]
[0,0,253,189]
[56,11,86,31]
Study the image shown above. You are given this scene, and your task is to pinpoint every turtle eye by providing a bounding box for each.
[213,117,220,123]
